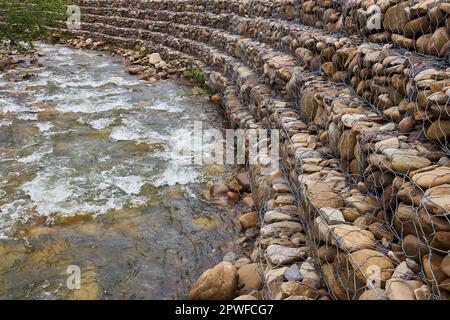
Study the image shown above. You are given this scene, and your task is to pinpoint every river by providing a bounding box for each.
[0,43,240,299]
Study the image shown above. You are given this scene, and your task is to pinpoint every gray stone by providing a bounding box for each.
[245,227,259,239]
[223,252,237,264]
[148,52,162,65]
[266,244,306,266]
[284,264,303,281]
[260,221,303,238]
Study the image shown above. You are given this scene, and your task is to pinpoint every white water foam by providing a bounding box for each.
[152,163,199,187]
[35,122,53,133]
[0,120,12,128]
[18,146,53,164]
[146,101,184,113]
[0,98,27,113]
[114,176,146,195]
[89,117,115,130]
[58,77,142,89]
[17,113,38,121]
[109,116,166,142]
[14,165,150,221]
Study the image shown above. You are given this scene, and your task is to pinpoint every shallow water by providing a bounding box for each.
[0,44,240,299]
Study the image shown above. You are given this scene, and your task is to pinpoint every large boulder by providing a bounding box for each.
[189,262,238,300]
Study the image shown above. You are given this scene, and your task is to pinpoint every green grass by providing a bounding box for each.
[0,0,69,51]
[184,68,205,84]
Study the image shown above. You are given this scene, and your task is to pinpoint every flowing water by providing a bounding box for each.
[0,43,240,299]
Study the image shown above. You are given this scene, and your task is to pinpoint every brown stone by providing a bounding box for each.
[339,130,358,161]
[409,0,434,17]
[383,2,410,34]
[428,27,450,56]
[331,224,376,252]
[423,254,446,283]
[321,263,347,300]
[309,191,344,209]
[368,222,394,241]
[441,255,450,278]
[416,34,433,54]
[279,281,320,300]
[411,166,450,188]
[211,183,229,197]
[318,245,337,262]
[403,234,429,259]
[399,116,415,134]
[321,62,336,78]
[237,263,263,292]
[189,262,238,300]
[210,94,221,105]
[239,211,259,230]
[128,65,146,75]
[440,2,450,14]
[432,232,450,251]
[37,109,59,121]
[358,288,387,300]
[236,172,251,191]
[349,249,394,285]
[227,191,239,203]
[391,154,431,174]
[422,184,450,215]
[300,88,319,121]
[386,279,423,300]
[427,119,450,142]
[403,16,430,38]
[391,34,415,50]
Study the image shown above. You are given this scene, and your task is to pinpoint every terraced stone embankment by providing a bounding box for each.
[76,0,450,58]
[64,0,450,300]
